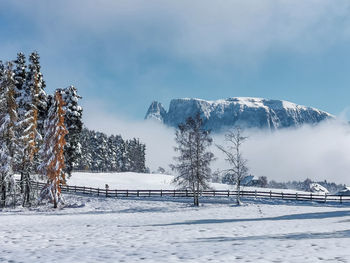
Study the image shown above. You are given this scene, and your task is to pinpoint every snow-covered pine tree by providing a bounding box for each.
[116,136,127,172]
[0,143,12,207]
[139,142,146,172]
[171,113,214,206]
[120,139,128,172]
[17,59,43,205]
[14,53,27,102]
[14,52,28,193]
[123,140,133,172]
[107,135,120,171]
[93,132,109,171]
[61,86,83,177]
[27,52,47,137]
[0,60,4,79]
[0,62,19,207]
[125,138,146,173]
[38,90,68,208]
[76,128,93,171]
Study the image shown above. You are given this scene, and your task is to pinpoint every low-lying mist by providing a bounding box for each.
[84,104,350,185]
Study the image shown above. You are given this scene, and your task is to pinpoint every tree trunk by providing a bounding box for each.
[1,181,6,207]
[196,181,200,206]
[236,182,241,205]
[22,173,31,207]
[20,172,24,193]
[192,183,197,206]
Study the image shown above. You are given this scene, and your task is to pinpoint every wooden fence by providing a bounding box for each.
[25,181,350,204]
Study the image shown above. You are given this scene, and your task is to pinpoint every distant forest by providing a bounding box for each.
[75,128,146,173]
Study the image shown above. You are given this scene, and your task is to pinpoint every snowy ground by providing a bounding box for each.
[1,194,350,263]
[2,172,349,262]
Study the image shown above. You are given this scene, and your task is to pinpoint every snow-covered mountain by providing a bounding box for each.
[145,97,334,131]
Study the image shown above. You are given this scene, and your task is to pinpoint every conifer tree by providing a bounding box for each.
[17,62,42,205]
[94,132,109,171]
[76,128,93,171]
[0,61,4,79]
[14,52,27,102]
[125,138,146,173]
[62,86,83,177]
[107,135,120,171]
[0,62,19,207]
[14,52,27,192]
[27,52,47,137]
[38,90,68,208]
[0,143,12,207]
[171,113,214,206]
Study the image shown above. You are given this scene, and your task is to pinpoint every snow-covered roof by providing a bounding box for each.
[309,183,329,194]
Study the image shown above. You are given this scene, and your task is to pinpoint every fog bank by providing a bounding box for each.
[85,103,350,185]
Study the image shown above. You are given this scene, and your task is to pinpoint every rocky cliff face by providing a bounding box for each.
[145,97,334,131]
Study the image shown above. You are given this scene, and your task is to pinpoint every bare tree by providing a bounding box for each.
[217,127,248,205]
[171,113,215,206]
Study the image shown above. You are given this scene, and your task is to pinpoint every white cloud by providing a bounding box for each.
[4,0,350,65]
[217,122,350,185]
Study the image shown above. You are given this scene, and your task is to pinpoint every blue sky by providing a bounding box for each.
[1,0,350,120]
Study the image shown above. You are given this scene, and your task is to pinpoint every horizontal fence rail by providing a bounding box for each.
[21,180,350,204]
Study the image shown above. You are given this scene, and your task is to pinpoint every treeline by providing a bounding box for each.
[268,179,345,194]
[0,51,87,208]
[75,128,146,173]
[217,174,345,194]
[0,52,146,208]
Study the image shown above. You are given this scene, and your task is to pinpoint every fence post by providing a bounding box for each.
[161,190,163,197]
[228,190,230,197]
[97,188,99,196]
[186,189,188,197]
[281,192,283,200]
[137,190,139,197]
[213,190,216,197]
[270,190,272,199]
[296,193,298,201]
[83,186,85,194]
[106,189,108,197]
[67,185,69,192]
[324,194,327,203]
[310,193,312,201]
[115,190,118,198]
[126,190,129,197]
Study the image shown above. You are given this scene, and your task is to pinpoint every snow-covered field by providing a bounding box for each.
[2,172,350,262]
[1,195,350,262]
[67,172,310,194]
